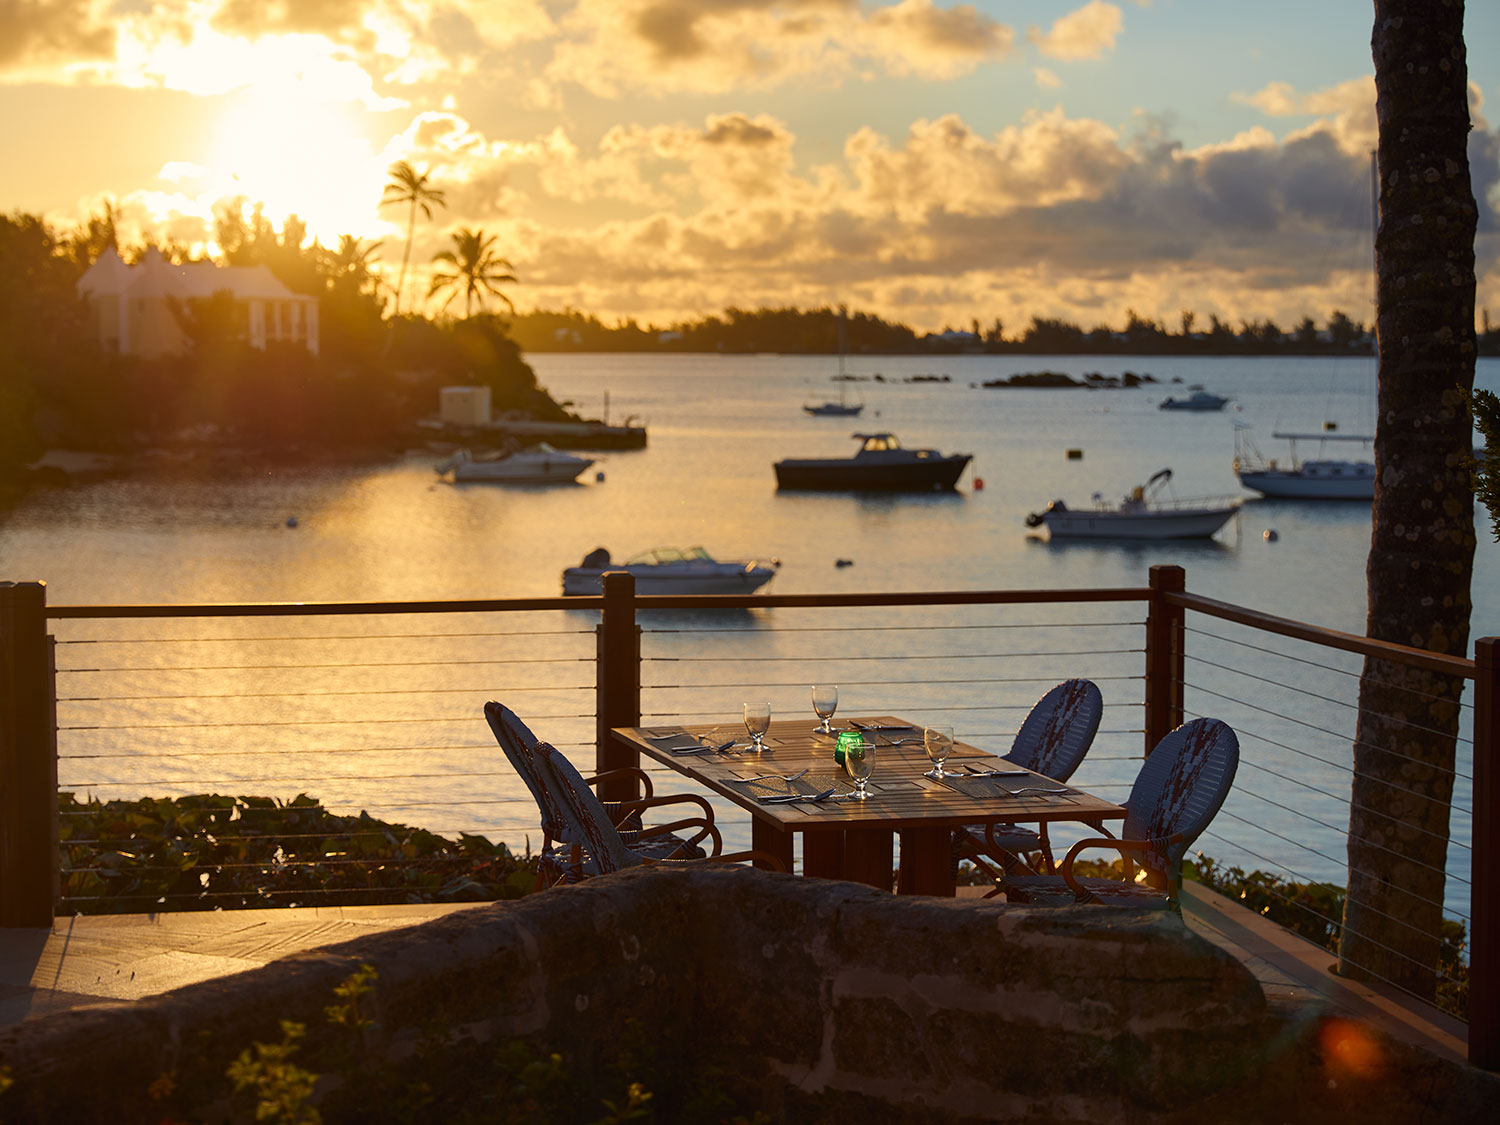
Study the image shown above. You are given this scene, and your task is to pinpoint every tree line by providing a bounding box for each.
[508,303,1500,356]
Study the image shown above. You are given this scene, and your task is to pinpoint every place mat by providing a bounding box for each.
[935,775,1077,801]
[739,772,855,801]
[644,731,708,753]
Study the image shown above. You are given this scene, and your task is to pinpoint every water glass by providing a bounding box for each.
[846,736,875,799]
[743,701,771,753]
[923,725,954,779]
[811,684,839,734]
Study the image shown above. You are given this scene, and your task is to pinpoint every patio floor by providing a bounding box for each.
[0,883,1470,1067]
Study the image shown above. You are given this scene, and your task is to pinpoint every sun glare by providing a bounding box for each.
[210,90,386,244]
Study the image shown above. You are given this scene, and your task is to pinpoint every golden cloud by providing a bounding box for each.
[1027,1,1123,63]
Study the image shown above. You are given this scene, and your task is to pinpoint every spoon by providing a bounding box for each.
[731,767,811,784]
[759,787,836,804]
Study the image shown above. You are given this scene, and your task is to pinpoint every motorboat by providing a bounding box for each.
[1026,469,1240,540]
[562,546,778,596]
[1233,426,1374,500]
[1159,390,1230,412]
[435,444,594,484]
[774,432,971,491]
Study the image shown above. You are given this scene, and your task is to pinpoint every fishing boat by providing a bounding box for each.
[774,432,972,491]
[1159,390,1230,411]
[562,546,778,595]
[1233,426,1375,500]
[1026,469,1240,540]
[435,444,594,484]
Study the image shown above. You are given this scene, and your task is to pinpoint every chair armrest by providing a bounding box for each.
[638,816,723,856]
[584,766,654,799]
[1058,834,1185,899]
[619,792,716,826]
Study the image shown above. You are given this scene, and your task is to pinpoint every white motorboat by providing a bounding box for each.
[562,546,778,596]
[1159,390,1230,412]
[436,444,594,484]
[1233,427,1374,500]
[1027,469,1240,540]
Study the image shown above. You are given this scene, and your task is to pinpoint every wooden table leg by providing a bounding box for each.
[897,827,957,896]
[842,828,894,891]
[752,817,794,872]
[802,830,844,879]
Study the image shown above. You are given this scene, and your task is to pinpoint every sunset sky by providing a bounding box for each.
[4,0,1498,333]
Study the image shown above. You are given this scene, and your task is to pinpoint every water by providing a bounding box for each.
[3,352,1496,916]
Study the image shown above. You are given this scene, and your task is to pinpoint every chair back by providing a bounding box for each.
[484,702,568,841]
[1122,718,1239,883]
[1003,679,1104,783]
[532,741,644,875]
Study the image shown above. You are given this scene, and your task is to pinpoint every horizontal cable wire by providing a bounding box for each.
[1183,625,1475,709]
[58,884,524,904]
[1236,757,1471,853]
[62,824,535,847]
[646,673,1143,690]
[61,682,591,702]
[61,656,590,674]
[60,741,510,761]
[649,648,1143,664]
[60,710,593,732]
[1197,828,1469,962]
[56,627,593,645]
[1185,655,1475,744]
[1181,681,1474,780]
[1186,709,1476,818]
[59,796,536,816]
[643,620,1145,635]
[66,770,518,788]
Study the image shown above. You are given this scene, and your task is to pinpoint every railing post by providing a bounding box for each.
[1144,564,1186,756]
[1,581,58,927]
[595,571,641,803]
[1472,636,1499,1069]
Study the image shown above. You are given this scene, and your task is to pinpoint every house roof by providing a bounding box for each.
[78,248,312,303]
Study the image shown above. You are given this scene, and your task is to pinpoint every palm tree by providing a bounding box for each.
[1340,0,1478,1003]
[427,228,517,319]
[379,161,447,317]
[325,235,383,297]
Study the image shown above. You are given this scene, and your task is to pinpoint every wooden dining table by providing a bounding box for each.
[609,716,1125,897]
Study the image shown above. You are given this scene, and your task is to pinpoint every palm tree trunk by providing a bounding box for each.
[394,205,416,317]
[1340,0,1478,1002]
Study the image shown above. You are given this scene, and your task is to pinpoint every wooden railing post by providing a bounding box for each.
[1472,636,1499,1069]
[595,571,641,803]
[1,581,58,927]
[1144,565,1186,756]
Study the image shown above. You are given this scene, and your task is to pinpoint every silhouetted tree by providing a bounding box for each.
[381,161,447,317]
[428,228,516,318]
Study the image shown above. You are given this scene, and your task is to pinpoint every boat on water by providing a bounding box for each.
[1233,426,1374,500]
[436,444,594,484]
[1026,469,1241,540]
[803,309,864,417]
[1159,390,1230,412]
[562,546,778,595]
[774,432,972,492]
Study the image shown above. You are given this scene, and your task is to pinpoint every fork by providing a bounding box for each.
[730,767,811,784]
[1009,786,1069,796]
[759,787,836,804]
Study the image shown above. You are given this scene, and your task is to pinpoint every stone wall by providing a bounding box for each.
[0,867,1493,1122]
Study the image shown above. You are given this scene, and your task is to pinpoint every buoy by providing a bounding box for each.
[770,557,782,568]
[973,477,984,490]
[1264,529,1279,542]
[1066,448,1083,460]
[285,517,298,528]
[595,471,605,482]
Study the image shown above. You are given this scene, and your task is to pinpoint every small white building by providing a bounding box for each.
[77,248,320,358]
[439,385,492,427]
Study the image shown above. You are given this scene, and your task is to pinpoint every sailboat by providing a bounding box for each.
[803,308,864,417]
[1234,153,1377,501]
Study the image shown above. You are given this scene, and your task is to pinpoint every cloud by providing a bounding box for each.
[0,0,114,72]
[543,0,1012,98]
[1232,77,1377,157]
[1034,67,1061,89]
[1027,1,1123,62]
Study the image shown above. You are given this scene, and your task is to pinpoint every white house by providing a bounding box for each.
[77,248,319,358]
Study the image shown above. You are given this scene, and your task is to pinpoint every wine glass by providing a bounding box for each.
[923,725,954,779]
[743,702,771,753]
[811,684,839,734]
[846,737,875,799]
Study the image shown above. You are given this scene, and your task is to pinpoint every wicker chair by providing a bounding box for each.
[485,702,719,887]
[1001,717,1239,911]
[533,738,787,879]
[953,679,1104,884]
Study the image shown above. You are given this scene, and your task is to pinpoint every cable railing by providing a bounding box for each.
[0,570,1494,1067]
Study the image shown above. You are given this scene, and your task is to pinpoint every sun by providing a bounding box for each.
[210,89,385,243]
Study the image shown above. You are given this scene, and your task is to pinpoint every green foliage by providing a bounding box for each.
[226,1020,322,1125]
[58,791,538,913]
[1462,386,1500,543]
